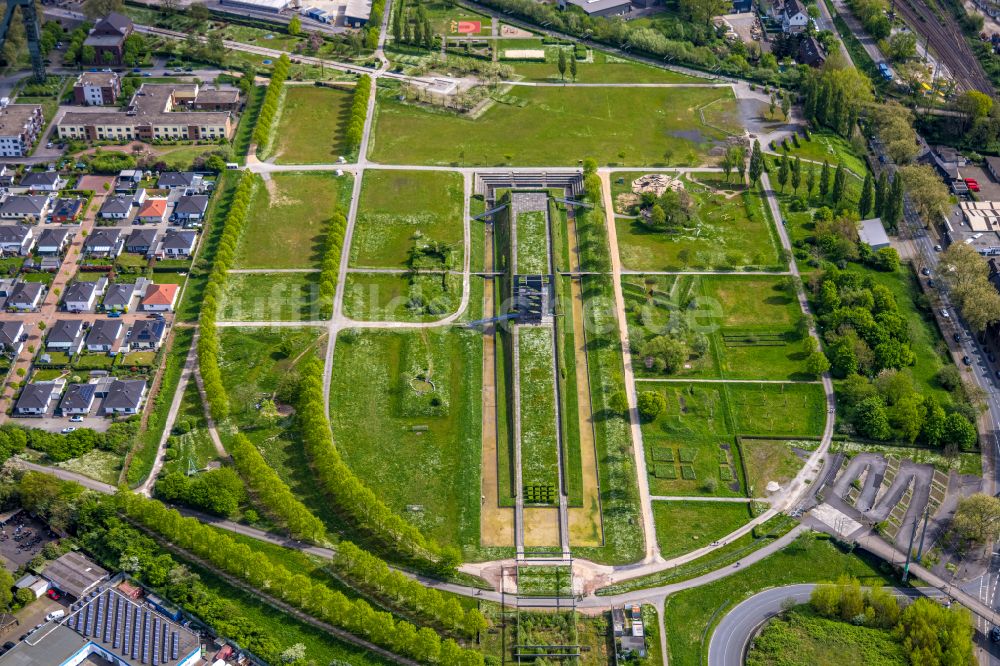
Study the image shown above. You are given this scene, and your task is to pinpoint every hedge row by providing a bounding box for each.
[118,493,484,666]
[345,75,371,153]
[251,54,291,154]
[318,211,347,316]
[295,357,457,572]
[228,433,327,542]
[199,170,257,421]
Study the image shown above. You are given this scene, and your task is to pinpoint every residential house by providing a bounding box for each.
[159,229,197,257]
[98,193,136,220]
[6,281,43,311]
[0,165,14,188]
[781,0,809,32]
[128,318,165,350]
[63,279,106,312]
[73,71,121,106]
[84,228,123,257]
[0,225,33,255]
[125,228,158,256]
[0,103,43,157]
[85,318,122,353]
[115,169,142,192]
[59,383,96,416]
[36,227,71,255]
[46,319,85,354]
[559,0,631,16]
[83,13,134,66]
[189,89,240,112]
[19,171,66,192]
[101,282,136,312]
[102,379,147,415]
[0,195,51,222]
[987,156,1000,182]
[0,320,24,358]
[14,382,57,416]
[797,35,826,67]
[157,172,203,192]
[50,198,84,224]
[172,195,208,225]
[136,198,167,224]
[141,283,178,312]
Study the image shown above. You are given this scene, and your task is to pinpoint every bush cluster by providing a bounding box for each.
[117,493,484,666]
[318,212,347,316]
[295,357,458,572]
[251,54,291,154]
[228,433,326,541]
[199,170,257,421]
[26,421,137,462]
[345,75,372,153]
[154,468,246,518]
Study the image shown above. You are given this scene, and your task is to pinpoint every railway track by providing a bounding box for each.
[895,0,995,94]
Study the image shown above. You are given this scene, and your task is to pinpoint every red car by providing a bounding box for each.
[966,178,981,192]
[46,589,60,601]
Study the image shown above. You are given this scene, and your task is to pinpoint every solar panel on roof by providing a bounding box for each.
[160,621,168,663]
[84,601,92,635]
[131,607,140,660]
[142,611,150,663]
[113,598,123,649]
[94,594,102,636]
[151,616,159,666]
[106,594,116,642]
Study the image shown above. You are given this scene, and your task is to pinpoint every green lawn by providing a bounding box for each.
[516,210,548,274]
[237,172,353,269]
[122,351,156,366]
[728,383,826,437]
[665,534,896,666]
[615,178,783,271]
[163,381,219,476]
[518,326,559,503]
[653,500,752,560]
[329,328,482,552]
[273,85,354,164]
[342,271,463,322]
[351,169,464,268]
[54,449,122,485]
[747,606,906,666]
[221,272,323,321]
[371,85,739,166]
[506,49,705,84]
[741,439,809,497]
[776,130,869,180]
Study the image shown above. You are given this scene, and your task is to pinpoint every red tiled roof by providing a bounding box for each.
[141,283,178,306]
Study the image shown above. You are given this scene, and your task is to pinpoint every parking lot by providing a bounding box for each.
[0,515,55,570]
[961,164,1000,200]
[0,595,65,643]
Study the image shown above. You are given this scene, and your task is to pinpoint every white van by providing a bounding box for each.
[225,163,240,170]
[45,610,65,622]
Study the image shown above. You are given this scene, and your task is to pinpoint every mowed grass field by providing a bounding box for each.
[342,271,464,322]
[614,177,783,271]
[221,272,322,321]
[504,48,705,84]
[329,329,482,551]
[518,326,559,499]
[350,169,464,268]
[237,173,353,269]
[653,501,751,559]
[273,85,354,164]
[370,85,739,166]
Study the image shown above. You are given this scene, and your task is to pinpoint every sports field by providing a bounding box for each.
[350,169,465,268]
[237,172,353,269]
[329,329,482,550]
[272,85,353,164]
[370,85,739,166]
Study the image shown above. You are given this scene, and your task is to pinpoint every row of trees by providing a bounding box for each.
[319,212,347,315]
[116,493,484,665]
[228,433,326,542]
[295,357,457,572]
[392,0,436,50]
[366,0,386,50]
[346,75,372,154]
[199,170,257,421]
[801,60,874,138]
[937,243,1000,333]
[810,576,975,666]
[845,0,891,39]
[251,54,291,155]
[154,468,246,518]
[333,540,485,638]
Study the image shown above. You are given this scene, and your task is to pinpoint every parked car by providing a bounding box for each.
[921,267,931,276]
[966,178,980,192]
[941,309,950,318]
[45,610,65,622]
[46,589,60,600]
[60,427,75,434]
[69,416,82,423]
[963,356,972,365]
[953,333,962,342]
[934,244,943,251]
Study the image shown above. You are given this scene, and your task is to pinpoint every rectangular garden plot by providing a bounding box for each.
[518,326,559,505]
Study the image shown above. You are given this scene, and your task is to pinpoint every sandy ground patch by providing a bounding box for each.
[523,507,560,547]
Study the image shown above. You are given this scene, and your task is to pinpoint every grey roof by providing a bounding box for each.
[126,228,158,249]
[157,172,198,188]
[43,551,109,599]
[0,224,30,244]
[785,0,806,15]
[85,227,122,249]
[161,229,196,250]
[798,35,825,65]
[94,11,133,35]
[859,217,891,247]
[76,71,118,88]
[99,194,133,215]
[60,383,95,412]
[0,623,88,666]
[8,281,43,305]
[103,379,146,410]
[130,318,165,344]
[52,198,83,218]
[0,320,23,349]
[37,227,70,249]
[173,194,208,215]
[15,382,54,411]
[102,283,133,308]
[63,281,97,304]
[86,319,121,347]
[48,319,84,344]
[19,171,60,187]
[0,195,47,217]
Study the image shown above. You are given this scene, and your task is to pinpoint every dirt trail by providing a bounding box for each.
[479,226,514,547]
